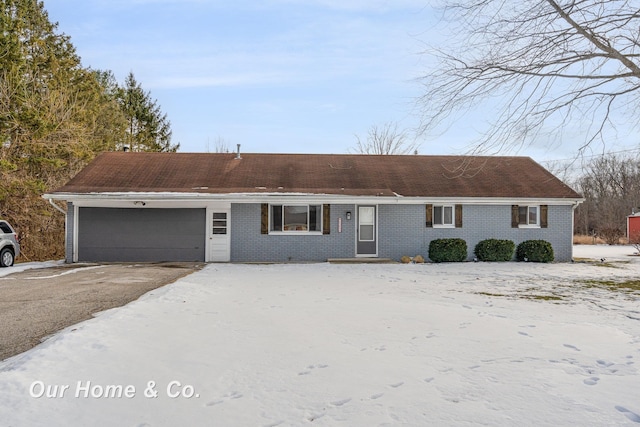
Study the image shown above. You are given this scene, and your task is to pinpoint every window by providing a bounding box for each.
[358,206,375,241]
[518,206,539,226]
[270,205,322,233]
[512,205,548,228]
[426,204,462,228]
[212,212,227,235]
[433,205,454,227]
[0,222,12,234]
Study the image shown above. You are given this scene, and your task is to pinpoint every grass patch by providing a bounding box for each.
[571,257,625,268]
[477,291,563,301]
[579,279,640,293]
[477,291,507,297]
[593,262,621,268]
[523,294,563,301]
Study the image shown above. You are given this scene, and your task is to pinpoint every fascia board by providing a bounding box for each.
[43,192,584,206]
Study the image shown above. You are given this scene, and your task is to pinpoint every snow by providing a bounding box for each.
[0,260,63,278]
[1,247,639,426]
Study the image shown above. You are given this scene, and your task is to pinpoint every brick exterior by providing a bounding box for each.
[66,202,575,263]
[230,203,574,262]
[231,204,356,262]
[378,204,574,262]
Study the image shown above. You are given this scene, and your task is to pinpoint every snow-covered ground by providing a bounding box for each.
[1,246,639,426]
[0,260,63,278]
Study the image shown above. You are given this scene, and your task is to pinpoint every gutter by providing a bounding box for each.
[43,192,585,206]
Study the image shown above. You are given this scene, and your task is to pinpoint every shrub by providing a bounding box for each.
[400,255,412,264]
[413,255,425,263]
[428,238,467,263]
[474,239,515,262]
[597,227,624,245]
[516,240,554,263]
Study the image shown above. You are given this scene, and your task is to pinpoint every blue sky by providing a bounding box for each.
[44,0,434,154]
[43,0,632,163]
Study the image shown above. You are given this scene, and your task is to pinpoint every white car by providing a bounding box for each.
[0,220,20,267]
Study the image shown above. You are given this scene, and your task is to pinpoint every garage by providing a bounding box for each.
[77,208,206,262]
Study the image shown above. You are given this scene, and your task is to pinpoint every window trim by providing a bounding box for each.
[518,205,540,228]
[432,204,455,228]
[268,204,323,235]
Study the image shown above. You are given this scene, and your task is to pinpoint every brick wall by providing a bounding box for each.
[378,204,574,262]
[232,203,575,262]
[65,202,574,263]
[231,203,356,262]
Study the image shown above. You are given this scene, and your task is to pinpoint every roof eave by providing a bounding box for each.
[43,192,584,205]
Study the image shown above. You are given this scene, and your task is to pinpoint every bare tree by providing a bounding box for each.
[214,136,230,153]
[574,153,640,243]
[206,136,230,153]
[352,122,419,155]
[418,0,640,155]
[630,221,640,253]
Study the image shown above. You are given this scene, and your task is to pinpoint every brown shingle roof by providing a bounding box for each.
[50,152,581,199]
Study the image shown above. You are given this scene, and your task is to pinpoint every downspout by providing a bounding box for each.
[48,198,67,215]
[571,199,583,261]
[48,198,70,263]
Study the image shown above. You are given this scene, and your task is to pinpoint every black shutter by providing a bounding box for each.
[426,204,433,228]
[261,204,269,234]
[455,204,463,228]
[323,204,330,234]
[540,205,548,228]
[511,205,519,228]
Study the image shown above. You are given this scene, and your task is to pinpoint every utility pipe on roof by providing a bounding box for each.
[48,198,67,215]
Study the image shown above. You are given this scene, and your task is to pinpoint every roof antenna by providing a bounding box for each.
[235,144,242,160]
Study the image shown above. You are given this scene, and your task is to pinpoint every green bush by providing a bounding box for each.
[516,240,554,263]
[474,239,515,262]
[428,238,467,263]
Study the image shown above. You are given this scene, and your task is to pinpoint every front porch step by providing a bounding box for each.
[327,258,396,264]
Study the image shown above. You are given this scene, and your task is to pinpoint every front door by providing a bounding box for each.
[208,206,230,262]
[356,205,377,257]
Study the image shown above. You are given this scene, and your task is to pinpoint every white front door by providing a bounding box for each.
[207,206,230,262]
[356,205,377,257]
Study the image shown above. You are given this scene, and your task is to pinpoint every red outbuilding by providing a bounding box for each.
[627,212,640,244]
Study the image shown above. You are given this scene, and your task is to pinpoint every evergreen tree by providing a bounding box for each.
[0,1,176,260]
[118,72,178,152]
[0,0,125,260]
[0,0,125,174]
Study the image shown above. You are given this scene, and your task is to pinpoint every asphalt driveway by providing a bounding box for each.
[0,263,202,361]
